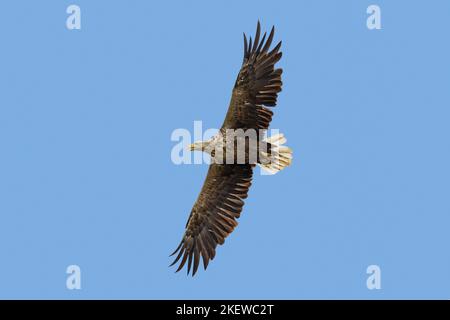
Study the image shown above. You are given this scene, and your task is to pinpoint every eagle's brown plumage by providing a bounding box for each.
[221,22,282,131]
[170,22,283,275]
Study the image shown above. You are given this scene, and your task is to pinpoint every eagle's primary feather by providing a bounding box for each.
[171,21,285,276]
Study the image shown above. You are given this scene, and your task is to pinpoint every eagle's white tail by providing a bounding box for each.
[259,133,293,174]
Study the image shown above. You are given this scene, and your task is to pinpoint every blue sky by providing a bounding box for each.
[0,1,449,299]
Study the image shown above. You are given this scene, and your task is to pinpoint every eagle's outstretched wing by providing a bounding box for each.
[170,164,253,275]
[221,21,283,131]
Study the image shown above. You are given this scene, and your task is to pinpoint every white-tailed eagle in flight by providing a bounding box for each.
[171,22,293,275]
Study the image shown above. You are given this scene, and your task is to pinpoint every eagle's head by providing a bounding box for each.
[188,139,213,152]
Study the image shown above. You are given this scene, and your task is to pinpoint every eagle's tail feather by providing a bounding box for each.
[259,133,293,174]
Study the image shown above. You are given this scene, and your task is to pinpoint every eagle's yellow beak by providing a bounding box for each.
[188,141,204,151]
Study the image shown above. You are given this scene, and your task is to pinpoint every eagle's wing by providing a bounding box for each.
[170,164,253,275]
[221,21,283,131]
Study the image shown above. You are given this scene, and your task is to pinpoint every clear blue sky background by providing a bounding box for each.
[0,1,449,299]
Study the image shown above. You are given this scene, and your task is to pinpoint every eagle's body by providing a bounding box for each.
[171,22,292,275]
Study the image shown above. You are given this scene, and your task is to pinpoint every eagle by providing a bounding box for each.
[170,22,293,275]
